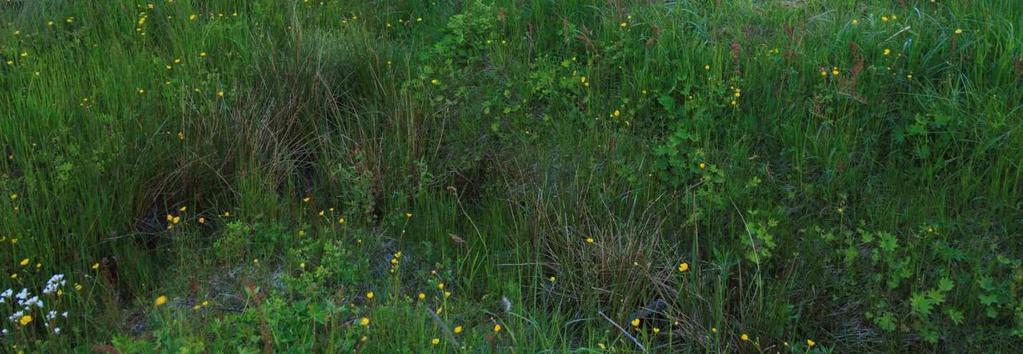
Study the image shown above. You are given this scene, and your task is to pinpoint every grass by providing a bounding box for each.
[1,0,1022,352]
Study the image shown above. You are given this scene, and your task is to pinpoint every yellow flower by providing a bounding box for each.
[955,28,963,34]
[338,217,345,224]
[631,318,641,327]
[741,333,749,341]
[430,79,440,85]
[92,262,100,270]
[883,48,891,56]
[653,327,661,334]
[454,325,463,334]
[18,315,32,326]
[189,14,198,21]
[619,22,627,28]
[437,282,445,290]
[198,217,206,224]
[20,258,29,266]
[9,193,17,201]
[493,324,502,332]
[200,52,207,57]
[612,109,620,118]
[585,237,594,244]
[678,262,689,272]
[881,16,889,22]
[431,338,440,345]
[360,317,370,326]
[217,91,225,97]
[418,292,426,300]
[851,19,859,25]
[704,64,710,70]
[698,162,706,170]
[366,291,374,300]
[155,295,168,307]
[405,212,413,218]
[9,273,16,279]
[807,339,816,347]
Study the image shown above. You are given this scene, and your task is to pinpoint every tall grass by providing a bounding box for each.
[1,0,1021,352]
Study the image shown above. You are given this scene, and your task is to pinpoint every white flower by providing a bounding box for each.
[15,288,29,301]
[8,310,23,322]
[62,311,68,318]
[0,289,12,298]
[53,327,61,334]
[43,274,66,294]
[47,310,57,319]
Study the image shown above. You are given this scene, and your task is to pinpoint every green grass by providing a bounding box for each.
[1,0,1022,352]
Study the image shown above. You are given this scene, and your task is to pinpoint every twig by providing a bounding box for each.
[598,310,645,352]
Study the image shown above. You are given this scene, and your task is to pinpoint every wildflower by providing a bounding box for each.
[705,64,711,70]
[454,325,463,334]
[92,262,99,270]
[437,282,445,290]
[631,318,641,327]
[431,338,440,345]
[360,317,370,326]
[741,333,749,341]
[430,79,440,85]
[549,276,556,282]
[19,258,29,266]
[955,28,963,34]
[585,237,594,244]
[881,16,889,22]
[418,293,427,300]
[366,291,374,300]
[678,262,689,272]
[155,295,168,307]
[832,67,840,76]
[198,217,205,224]
[711,327,718,333]
[612,109,620,118]
[653,327,661,334]
[199,52,207,57]
[852,19,859,25]
[620,22,627,28]
[338,217,345,224]
[216,91,224,97]
[18,315,31,326]
[807,339,816,347]
[698,162,706,170]
[405,212,413,218]
[9,194,16,201]
[189,14,197,21]
[493,324,502,332]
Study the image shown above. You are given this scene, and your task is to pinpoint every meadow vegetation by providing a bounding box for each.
[1,0,1022,352]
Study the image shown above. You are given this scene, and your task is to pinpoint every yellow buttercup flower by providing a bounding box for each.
[678,262,689,272]
[20,258,29,266]
[360,317,370,326]
[431,338,440,345]
[366,291,374,300]
[585,237,594,244]
[493,324,502,332]
[18,315,32,326]
[454,325,463,334]
[155,295,168,307]
[631,318,641,327]
[807,339,816,347]
[418,292,426,300]
[741,333,749,341]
